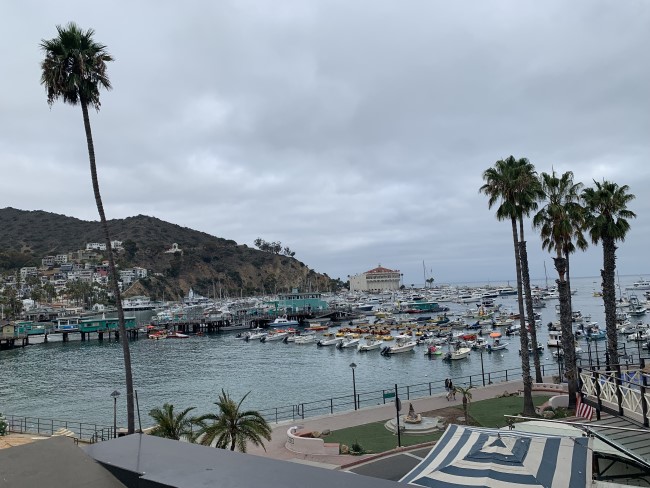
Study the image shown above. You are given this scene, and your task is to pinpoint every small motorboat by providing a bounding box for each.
[166,331,189,339]
[380,336,417,355]
[294,334,316,345]
[317,336,342,347]
[442,346,471,361]
[357,338,383,352]
[244,328,267,342]
[337,337,360,349]
[261,331,289,342]
[425,345,443,357]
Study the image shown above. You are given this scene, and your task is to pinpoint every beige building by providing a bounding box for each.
[349,265,401,292]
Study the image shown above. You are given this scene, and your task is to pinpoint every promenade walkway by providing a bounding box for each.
[246,377,542,468]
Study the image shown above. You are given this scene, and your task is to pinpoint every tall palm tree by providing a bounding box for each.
[148,403,197,441]
[480,157,535,416]
[40,22,135,433]
[194,390,272,453]
[512,158,545,384]
[534,170,587,408]
[582,180,636,369]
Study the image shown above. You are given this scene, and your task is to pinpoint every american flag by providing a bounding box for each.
[576,396,594,421]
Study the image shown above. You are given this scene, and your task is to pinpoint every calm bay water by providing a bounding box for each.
[0,275,639,428]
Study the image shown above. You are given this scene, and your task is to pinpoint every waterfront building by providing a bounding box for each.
[349,265,401,292]
[273,290,329,314]
[54,254,68,265]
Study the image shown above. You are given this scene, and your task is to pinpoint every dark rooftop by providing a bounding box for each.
[84,434,403,488]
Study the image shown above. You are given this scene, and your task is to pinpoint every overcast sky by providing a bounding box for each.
[1,1,648,286]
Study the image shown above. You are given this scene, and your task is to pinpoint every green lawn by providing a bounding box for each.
[468,395,550,428]
[323,421,443,454]
[322,394,551,454]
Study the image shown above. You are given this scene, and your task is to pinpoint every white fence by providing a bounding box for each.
[580,367,650,426]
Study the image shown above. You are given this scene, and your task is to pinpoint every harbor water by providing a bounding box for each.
[1,276,643,429]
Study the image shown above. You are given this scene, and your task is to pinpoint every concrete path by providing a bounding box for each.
[246,377,538,467]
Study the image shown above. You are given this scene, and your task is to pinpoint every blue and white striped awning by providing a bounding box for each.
[400,424,591,488]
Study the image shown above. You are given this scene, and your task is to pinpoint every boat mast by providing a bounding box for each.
[543,261,548,290]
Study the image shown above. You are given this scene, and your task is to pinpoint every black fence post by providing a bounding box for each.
[641,373,649,428]
[301,403,305,420]
[407,386,410,400]
[429,382,432,396]
[382,390,386,405]
[593,370,602,421]
[506,370,508,382]
[615,365,624,416]
[330,399,334,414]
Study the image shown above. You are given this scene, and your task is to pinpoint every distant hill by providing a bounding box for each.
[0,207,338,299]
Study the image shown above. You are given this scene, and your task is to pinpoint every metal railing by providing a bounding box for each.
[579,359,650,427]
[255,361,561,424]
[3,414,115,443]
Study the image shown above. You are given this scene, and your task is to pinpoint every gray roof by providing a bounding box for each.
[590,415,650,467]
[0,436,125,488]
[85,434,403,488]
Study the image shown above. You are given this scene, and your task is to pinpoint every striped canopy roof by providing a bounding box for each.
[400,424,591,488]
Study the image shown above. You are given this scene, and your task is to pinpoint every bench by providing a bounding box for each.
[519,383,568,396]
[285,426,340,456]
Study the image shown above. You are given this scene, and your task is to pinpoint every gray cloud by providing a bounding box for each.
[1,0,649,284]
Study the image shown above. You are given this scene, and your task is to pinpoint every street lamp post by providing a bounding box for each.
[111,390,120,438]
[479,348,485,386]
[350,362,357,410]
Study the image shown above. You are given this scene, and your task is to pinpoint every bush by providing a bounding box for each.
[0,414,7,436]
[350,439,366,455]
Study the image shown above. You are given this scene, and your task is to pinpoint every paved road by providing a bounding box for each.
[346,447,432,481]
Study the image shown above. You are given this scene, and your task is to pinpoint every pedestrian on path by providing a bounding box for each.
[444,378,450,392]
[447,380,455,400]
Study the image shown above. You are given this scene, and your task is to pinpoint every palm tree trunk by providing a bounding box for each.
[602,237,618,369]
[512,218,535,415]
[81,102,135,434]
[563,251,577,409]
[518,239,543,383]
[554,255,577,409]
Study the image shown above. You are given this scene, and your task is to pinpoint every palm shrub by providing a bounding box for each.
[454,385,474,423]
[194,390,272,453]
[0,414,7,436]
[148,403,197,441]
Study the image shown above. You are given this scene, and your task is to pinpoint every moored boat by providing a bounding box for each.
[166,331,189,339]
[380,336,417,355]
[294,334,316,345]
[269,316,300,327]
[442,346,471,361]
[317,336,342,347]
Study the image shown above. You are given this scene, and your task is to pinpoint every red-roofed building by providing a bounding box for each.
[349,265,401,292]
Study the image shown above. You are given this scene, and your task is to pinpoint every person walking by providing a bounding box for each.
[444,378,450,392]
[448,380,455,400]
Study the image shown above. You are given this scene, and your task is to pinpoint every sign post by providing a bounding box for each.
[394,383,402,448]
